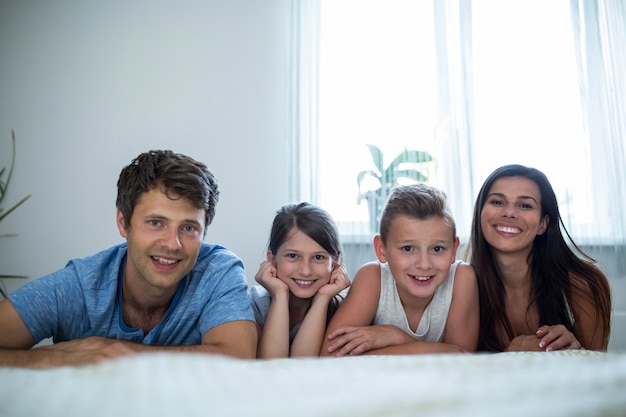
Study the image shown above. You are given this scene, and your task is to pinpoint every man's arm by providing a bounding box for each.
[197,320,257,358]
[0,298,36,349]
[123,320,257,358]
[1,296,257,368]
[1,319,257,369]
[0,298,134,368]
[44,320,258,358]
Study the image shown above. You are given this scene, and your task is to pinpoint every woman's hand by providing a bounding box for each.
[254,261,289,297]
[505,334,545,352]
[536,324,583,351]
[505,325,583,352]
[318,263,351,298]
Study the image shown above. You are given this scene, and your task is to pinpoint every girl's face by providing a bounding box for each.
[375,215,458,303]
[271,228,336,299]
[480,176,548,257]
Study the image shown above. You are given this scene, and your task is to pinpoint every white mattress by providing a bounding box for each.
[1,350,625,417]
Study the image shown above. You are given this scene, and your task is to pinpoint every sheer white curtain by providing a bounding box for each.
[570,0,626,243]
[287,0,320,204]
[569,0,626,284]
[292,0,626,280]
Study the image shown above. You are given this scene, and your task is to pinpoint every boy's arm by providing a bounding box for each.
[440,263,479,352]
[335,263,479,356]
[320,262,381,357]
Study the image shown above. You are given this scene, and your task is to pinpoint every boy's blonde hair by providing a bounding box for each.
[379,184,456,244]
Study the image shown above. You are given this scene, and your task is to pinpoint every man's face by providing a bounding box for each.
[117,188,205,295]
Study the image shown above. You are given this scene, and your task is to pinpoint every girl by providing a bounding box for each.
[321,184,479,356]
[250,202,350,358]
[466,164,611,352]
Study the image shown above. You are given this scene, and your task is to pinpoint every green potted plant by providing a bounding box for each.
[356,144,432,234]
[0,130,31,298]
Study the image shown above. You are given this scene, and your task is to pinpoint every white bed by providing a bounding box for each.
[1,350,625,417]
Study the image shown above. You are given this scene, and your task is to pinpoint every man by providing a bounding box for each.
[0,150,257,367]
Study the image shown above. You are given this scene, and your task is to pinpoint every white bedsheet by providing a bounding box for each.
[1,350,625,417]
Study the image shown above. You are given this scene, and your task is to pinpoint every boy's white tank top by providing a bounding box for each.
[372,260,461,342]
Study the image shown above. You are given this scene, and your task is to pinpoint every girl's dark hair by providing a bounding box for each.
[116,150,219,235]
[465,164,611,351]
[268,202,343,321]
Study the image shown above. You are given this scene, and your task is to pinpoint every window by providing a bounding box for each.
[314,0,596,242]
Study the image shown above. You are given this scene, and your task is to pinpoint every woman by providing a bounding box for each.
[466,164,611,352]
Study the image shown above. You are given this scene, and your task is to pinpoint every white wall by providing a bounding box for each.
[0,0,293,288]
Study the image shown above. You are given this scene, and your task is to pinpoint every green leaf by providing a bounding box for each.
[395,169,428,183]
[384,149,432,187]
[366,144,384,174]
[356,169,383,203]
[1,130,31,296]
[0,130,30,223]
[387,149,432,169]
[0,194,31,223]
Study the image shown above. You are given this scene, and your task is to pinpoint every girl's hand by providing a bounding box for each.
[318,263,351,298]
[254,261,289,296]
[325,324,410,356]
[536,324,583,351]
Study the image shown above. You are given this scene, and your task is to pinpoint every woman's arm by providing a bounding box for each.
[570,274,610,351]
[508,274,607,352]
[535,274,609,352]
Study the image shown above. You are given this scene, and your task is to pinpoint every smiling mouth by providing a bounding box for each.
[293,279,316,287]
[409,274,433,282]
[152,256,180,265]
[495,225,521,234]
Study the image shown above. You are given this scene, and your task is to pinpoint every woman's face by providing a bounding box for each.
[272,228,335,299]
[480,176,548,256]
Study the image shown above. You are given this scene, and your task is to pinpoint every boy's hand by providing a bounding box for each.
[325,324,410,356]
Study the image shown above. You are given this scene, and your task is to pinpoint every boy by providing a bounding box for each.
[321,184,478,356]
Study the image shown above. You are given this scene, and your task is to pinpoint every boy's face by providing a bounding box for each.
[374,215,458,302]
[117,188,206,297]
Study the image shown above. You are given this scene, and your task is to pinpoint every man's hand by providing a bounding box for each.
[35,336,137,367]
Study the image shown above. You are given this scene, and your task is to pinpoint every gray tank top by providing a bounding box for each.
[372,260,461,342]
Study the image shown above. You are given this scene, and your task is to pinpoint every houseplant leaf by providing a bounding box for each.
[365,144,384,174]
[0,130,31,298]
[384,149,433,187]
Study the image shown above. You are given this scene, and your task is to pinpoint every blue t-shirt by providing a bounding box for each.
[9,243,254,345]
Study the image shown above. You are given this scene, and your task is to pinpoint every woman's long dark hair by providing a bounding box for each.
[466,164,611,351]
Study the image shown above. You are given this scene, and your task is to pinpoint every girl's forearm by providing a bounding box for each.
[289,294,332,357]
[257,293,290,358]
